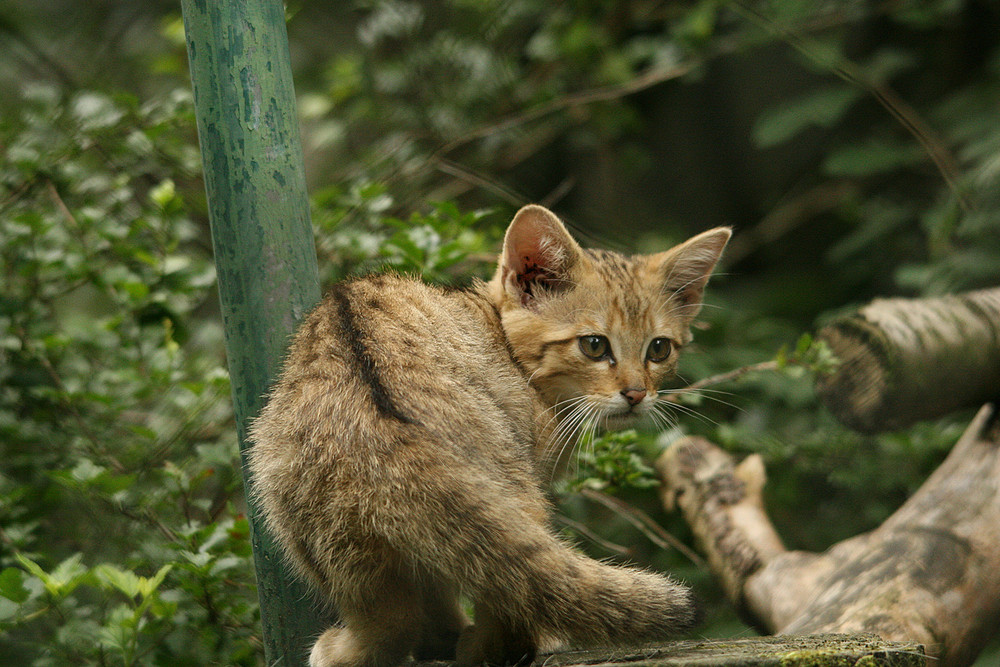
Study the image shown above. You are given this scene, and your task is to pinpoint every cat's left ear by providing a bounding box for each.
[655,226,731,321]
[495,205,583,308]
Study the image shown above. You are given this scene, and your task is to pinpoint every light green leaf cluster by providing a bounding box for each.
[559,430,661,496]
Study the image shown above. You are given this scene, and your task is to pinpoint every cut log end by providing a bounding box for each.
[815,321,892,433]
[817,288,1000,433]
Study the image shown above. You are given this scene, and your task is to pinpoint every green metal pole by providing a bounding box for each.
[180,0,327,664]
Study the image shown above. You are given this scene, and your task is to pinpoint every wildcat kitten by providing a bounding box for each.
[248,205,730,667]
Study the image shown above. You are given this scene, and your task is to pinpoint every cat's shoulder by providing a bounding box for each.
[306,272,495,331]
[309,272,441,312]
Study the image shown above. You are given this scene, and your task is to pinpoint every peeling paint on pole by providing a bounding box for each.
[180,0,326,664]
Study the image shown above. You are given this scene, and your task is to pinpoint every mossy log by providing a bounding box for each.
[816,288,1000,433]
[526,634,925,666]
[657,405,1000,667]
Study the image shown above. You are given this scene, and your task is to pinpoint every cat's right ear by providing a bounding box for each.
[496,205,582,308]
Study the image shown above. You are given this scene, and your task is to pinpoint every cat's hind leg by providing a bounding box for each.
[413,577,471,661]
[456,600,535,667]
[310,566,423,667]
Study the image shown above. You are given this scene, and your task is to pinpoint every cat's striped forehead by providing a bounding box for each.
[585,247,655,283]
[579,248,658,323]
[583,248,635,277]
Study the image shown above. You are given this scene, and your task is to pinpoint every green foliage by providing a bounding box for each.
[4,0,1000,663]
[0,85,257,665]
[311,185,500,284]
[3,556,176,665]
[378,202,496,281]
[753,86,863,147]
[775,333,841,378]
[744,3,1000,296]
[557,430,660,496]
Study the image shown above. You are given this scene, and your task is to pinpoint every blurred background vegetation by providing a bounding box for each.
[2,0,999,664]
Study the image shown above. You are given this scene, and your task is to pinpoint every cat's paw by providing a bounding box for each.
[455,623,535,667]
[309,625,412,667]
[310,627,355,667]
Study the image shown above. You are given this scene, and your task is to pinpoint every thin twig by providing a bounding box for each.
[665,360,779,403]
[0,177,36,210]
[46,179,80,227]
[579,487,707,569]
[108,499,178,543]
[554,513,633,557]
[539,176,576,210]
[434,157,528,206]
[434,62,697,160]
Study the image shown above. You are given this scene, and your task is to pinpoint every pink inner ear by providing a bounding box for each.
[505,226,558,298]
[515,251,556,305]
[501,205,580,305]
[506,223,547,271]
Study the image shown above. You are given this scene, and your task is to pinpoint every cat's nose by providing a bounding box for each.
[621,388,646,406]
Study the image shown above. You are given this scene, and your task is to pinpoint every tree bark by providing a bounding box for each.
[815,288,1000,433]
[181,1,330,663]
[657,404,1000,667]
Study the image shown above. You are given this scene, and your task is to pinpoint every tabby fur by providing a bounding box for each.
[248,205,730,667]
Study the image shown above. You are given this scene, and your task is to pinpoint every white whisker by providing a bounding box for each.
[653,398,718,428]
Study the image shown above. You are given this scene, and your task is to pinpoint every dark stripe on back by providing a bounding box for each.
[332,285,419,425]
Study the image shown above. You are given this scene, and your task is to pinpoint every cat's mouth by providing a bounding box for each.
[602,409,643,430]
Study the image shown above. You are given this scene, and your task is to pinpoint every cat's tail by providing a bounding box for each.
[389,464,698,652]
[491,539,700,647]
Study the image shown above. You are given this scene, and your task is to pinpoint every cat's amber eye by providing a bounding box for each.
[646,338,672,363]
[579,335,610,360]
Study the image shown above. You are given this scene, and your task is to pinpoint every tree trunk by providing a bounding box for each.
[657,404,1000,667]
[181,1,330,663]
[816,288,1000,433]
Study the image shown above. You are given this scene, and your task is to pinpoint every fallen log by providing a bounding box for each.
[656,404,1000,667]
[532,634,925,667]
[815,287,1000,433]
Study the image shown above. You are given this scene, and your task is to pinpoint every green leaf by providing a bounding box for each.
[13,554,48,584]
[139,564,173,598]
[16,553,90,597]
[150,179,177,209]
[0,567,30,603]
[795,333,813,357]
[774,344,789,370]
[95,564,143,598]
[753,86,862,147]
[72,92,125,131]
[822,140,924,177]
[98,603,137,654]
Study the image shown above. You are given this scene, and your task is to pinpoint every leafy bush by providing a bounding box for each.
[0,85,258,666]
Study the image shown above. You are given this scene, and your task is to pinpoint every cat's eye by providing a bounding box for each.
[646,338,672,363]
[579,335,610,360]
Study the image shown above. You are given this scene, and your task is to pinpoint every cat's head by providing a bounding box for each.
[488,205,730,441]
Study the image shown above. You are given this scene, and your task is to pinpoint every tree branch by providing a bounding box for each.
[657,405,1000,666]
